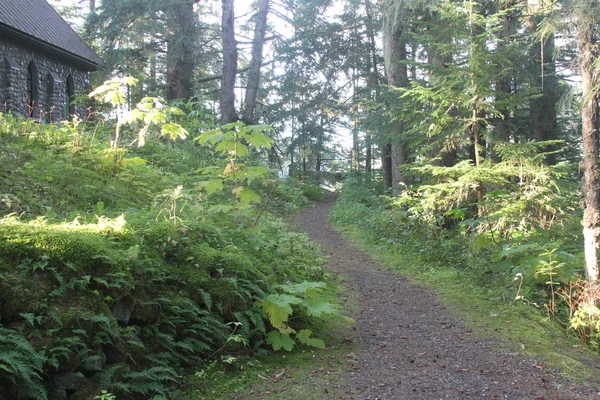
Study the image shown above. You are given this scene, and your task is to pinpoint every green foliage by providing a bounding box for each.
[255,281,350,351]
[571,300,600,348]
[0,327,47,400]
[496,241,580,288]
[94,390,117,400]
[301,183,323,201]
[332,174,585,342]
[0,109,327,398]
[89,77,138,107]
[331,179,599,383]
[89,78,189,176]
[195,122,273,213]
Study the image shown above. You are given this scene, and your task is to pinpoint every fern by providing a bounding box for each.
[0,327,48,400]
[19,312,42,327]
[233,311,250,338]
[197,288,213,310]
[247,308,267,336]
[115,366,179,397]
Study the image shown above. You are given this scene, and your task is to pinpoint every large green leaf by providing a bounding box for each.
[255,294,302,327]
[238,188,261,204]
[215,139,236,153]
[276,281,326,298]
[221,122,245,131]
[161,123,188,140]
[246,131,273,149]
[301,298,338,317]
[195,130,226,144]
[200,180,223,195]
[296,329,325,349]
[266,330,295,351]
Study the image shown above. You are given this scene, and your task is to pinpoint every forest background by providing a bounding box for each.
[1,0,600,399]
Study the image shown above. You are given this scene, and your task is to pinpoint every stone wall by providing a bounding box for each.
[0,37,90,121]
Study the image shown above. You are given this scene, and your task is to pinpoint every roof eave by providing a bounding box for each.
[0,22,101,71]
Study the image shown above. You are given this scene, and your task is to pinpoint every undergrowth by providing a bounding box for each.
[185,273,357,400]
[330,176,600,383]
[0,108,332,399]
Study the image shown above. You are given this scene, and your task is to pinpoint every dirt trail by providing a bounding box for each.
[293,194,597,400]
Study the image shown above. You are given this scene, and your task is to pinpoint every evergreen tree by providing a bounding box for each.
[382,0,410,190]
[92,0,212,101]
[242,0,271,125]
[572,0,600,284]
[220,0,238,123]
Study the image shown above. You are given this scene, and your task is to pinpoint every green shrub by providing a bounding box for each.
[301,184,323,201]
[0,113,328,398]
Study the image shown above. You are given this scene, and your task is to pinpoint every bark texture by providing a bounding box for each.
[364,0,379,174]
[166,0,197,101]
[383,0,410,190]
[528,16,558,164]
[492,1,517,151]
[381,143,393,190]
[220,0,238,123]
[579,20,600,284]
[242,0,270,125]
[426,13,458,167]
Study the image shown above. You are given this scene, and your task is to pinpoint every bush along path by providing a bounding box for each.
[294,193,599,400]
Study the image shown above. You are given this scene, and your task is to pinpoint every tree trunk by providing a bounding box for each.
[579,19,600,284]
[352,72,360,172]
[382,143,393,190]
[528,16,558,164]
[166,0,197,101]
[391,140,409,188]
[425,11,457,167]
[365,0,379,175]
[492,0,516,159]
[149,54,157,95]
[317,114,324,175]
[242,0,270,125]
[383,0,410,190]
[469,0,486,216]
[220,0,238,123]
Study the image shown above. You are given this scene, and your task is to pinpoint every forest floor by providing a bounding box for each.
[288,193,600,400]
[226,193,600,399]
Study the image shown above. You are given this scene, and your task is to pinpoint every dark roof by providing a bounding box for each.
[0,0,102,70]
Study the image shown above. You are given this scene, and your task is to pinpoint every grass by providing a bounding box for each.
[334,223,600,385]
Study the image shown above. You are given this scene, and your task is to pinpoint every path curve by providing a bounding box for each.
[294,193,594,400]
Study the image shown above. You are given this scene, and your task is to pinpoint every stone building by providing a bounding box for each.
[0,0,102,121]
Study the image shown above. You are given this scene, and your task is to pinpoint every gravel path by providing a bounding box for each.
[293,194,598,400]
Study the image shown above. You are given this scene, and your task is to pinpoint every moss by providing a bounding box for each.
[186,243,224,271]
[0,223,132,278]
[0,116,330,398]
[0,269,51,321]
[48,299,115,335]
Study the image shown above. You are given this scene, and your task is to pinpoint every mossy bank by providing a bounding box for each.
[0,114,330,399]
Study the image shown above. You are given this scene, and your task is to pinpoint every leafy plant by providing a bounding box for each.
[94,390,117,400]
[0,327,47,400]
[0,93,330,398]
[195,123,273,215]
[89,77,188,174]
[255,281,351,351]
[89,76,138,157]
